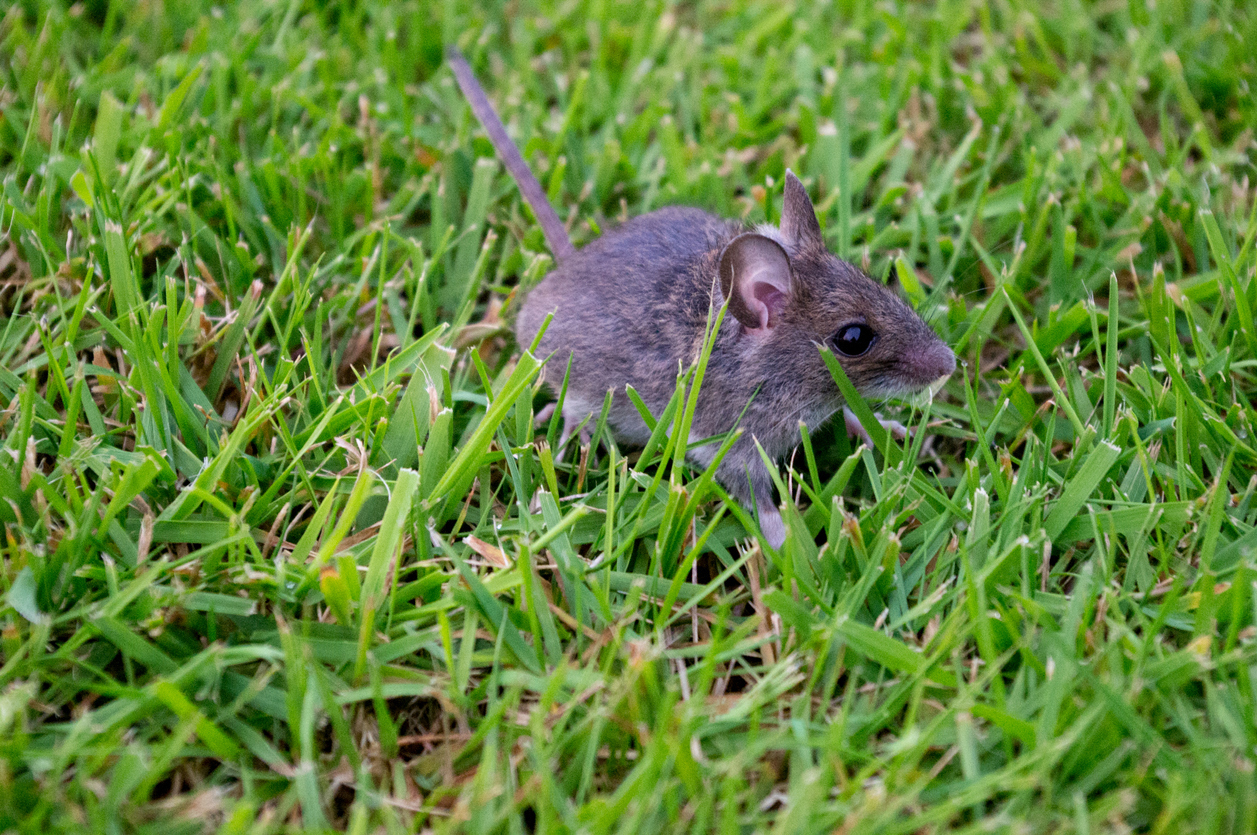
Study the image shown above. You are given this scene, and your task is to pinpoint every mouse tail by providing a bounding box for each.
[447,48,576,262]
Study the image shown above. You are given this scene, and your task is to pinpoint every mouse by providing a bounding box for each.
[448,49,956,548]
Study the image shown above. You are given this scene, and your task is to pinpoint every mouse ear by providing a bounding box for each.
[780,170,823,251]
[718,233,793,333]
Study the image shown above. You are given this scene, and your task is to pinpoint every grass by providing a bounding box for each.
[2,0,1256,831]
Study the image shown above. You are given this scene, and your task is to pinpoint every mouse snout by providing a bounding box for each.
[905,340,956,387]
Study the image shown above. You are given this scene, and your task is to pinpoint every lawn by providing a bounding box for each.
[2,0,1257,832]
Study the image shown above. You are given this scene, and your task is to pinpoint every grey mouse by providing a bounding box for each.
[449,49,955,547]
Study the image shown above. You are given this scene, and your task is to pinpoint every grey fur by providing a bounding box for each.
[516,179,955,545]
[450,53,954,547]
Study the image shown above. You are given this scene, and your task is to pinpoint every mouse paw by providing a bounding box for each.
[534,402,590,462]
[844,407,909,443]
[534,402,557,427]
[758,507,786,549]
[551,410,593,464]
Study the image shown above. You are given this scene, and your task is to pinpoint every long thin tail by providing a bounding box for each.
[447,48,576,262]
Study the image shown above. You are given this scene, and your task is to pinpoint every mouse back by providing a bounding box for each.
[516,206,743,414]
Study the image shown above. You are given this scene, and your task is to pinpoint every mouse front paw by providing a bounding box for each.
[758,506,786,549]
[843,406,909,443]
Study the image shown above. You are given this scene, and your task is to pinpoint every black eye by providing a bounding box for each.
[833,323,876,357]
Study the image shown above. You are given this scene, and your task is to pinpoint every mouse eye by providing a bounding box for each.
[832,323,877,357]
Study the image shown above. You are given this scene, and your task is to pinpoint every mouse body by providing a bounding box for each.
[449,50,955,546]
[515,195,955,546]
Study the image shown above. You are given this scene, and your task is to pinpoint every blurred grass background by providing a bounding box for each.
[2,0,1257,832]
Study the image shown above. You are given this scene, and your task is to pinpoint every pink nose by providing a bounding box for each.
[912,342,956,383]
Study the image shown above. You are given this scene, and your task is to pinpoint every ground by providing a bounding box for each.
[1,1,1256,832]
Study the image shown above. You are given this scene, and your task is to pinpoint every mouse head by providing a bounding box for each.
[717,170,955,403]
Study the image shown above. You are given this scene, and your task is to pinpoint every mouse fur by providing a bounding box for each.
[449,47,952,547]
[515,174,955,546]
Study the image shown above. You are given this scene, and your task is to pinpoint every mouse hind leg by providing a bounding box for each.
[533,401,559,430]
[556,408,593,460]
[534,397,596,464]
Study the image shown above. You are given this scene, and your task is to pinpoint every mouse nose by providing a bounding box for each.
[911,341,956,384]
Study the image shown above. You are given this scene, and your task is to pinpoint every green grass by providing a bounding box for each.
[2,0,1257,832]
